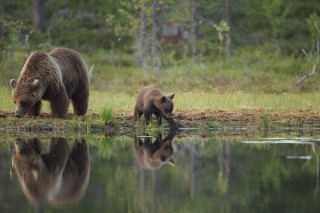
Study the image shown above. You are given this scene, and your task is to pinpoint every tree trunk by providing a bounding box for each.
[32,0,45,31]
[190,0,197,56]
[136,2,147,74]
[151,1,160,73]
[224,0,231,62]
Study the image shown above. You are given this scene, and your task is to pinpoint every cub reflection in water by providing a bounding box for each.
[10,137,90,209]
[134,130,177,170]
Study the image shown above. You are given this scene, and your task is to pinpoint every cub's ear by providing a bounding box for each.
[31,79,39,88]
[168,159,175,166]
[168,93,175,100]
[10,79,16,89]
[160,96,167,103]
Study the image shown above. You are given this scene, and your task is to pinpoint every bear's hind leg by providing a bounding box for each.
[72,82,89,116]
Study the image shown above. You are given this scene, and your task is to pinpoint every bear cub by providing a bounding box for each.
[134,88,178,129]
[134,130,176,170]
[10,47,89,118]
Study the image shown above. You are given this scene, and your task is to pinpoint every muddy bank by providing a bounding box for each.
[118,108,320,128]
[1,109,320,135]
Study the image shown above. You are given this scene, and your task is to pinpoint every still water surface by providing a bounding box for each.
[1,132,320,212]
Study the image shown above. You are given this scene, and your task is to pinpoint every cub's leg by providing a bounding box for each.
[134,106,143,122]
[143,112,152,125]
[154,111,162,126]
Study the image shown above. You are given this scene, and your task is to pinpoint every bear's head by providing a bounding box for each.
[10,78,43,118]
[11,138,46,204]
[10,51,50,118]
[154,93,175,118]
[134,131,176,170]
[11,138,45,181]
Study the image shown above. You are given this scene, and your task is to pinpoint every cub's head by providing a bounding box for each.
[154,93,175,118]
[10,78,42,118]
[134,131,176,170]
[134,137,175,170]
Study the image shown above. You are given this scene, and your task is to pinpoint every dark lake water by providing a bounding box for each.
[1,131,320,213]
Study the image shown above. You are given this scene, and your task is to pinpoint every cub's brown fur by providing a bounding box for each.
[134,88,178,129]
[134,131,176,170]
[10,47,89,118]
[11,138,90,208]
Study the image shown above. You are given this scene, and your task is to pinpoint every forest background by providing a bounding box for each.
[1,0,320,99]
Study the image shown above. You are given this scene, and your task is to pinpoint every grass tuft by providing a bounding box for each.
[100,107,117,125]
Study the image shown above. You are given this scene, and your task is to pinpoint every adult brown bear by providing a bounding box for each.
[10,138,90,209]
[10,47,89,118]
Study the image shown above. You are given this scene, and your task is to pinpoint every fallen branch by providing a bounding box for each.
[296,55,320,85]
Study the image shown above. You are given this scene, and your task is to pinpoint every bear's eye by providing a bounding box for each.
[20,101,28,106]
[13,101,16,104]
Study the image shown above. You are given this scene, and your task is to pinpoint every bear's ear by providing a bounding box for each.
[10,79,16,89]
[168,93,175,100]
[160,96,167,103]
[168,159,175,166]
[31,79,39,88]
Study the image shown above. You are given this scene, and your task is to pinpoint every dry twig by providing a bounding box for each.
[296,55,320,85]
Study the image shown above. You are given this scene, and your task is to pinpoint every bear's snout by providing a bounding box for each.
[165,112,172,117]
[15,106,27,118]
[15,111,23,118]
[15,113,23,118]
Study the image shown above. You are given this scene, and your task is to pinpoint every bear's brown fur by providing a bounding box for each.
[134,88,178,129]
[134,130,176,170]
[10,47,89,118]
[11,138,90,208]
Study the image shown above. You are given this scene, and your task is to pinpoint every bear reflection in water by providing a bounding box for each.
[134,130,177,170]
[10,137,90,209]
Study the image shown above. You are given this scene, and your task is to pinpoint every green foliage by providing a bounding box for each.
[85,115,94,134]
[261,0,291,37]
[213,20,230,43]
[208,117,220,130]
[145,122,165,135]
[258,115,270,131]
[1,0,320,94]
[245,0,291,32]
[307,12,320,46]
[100,107,117,125]
[96,136,131,159]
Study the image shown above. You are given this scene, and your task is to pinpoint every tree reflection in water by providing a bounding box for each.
[133,130,177,213]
